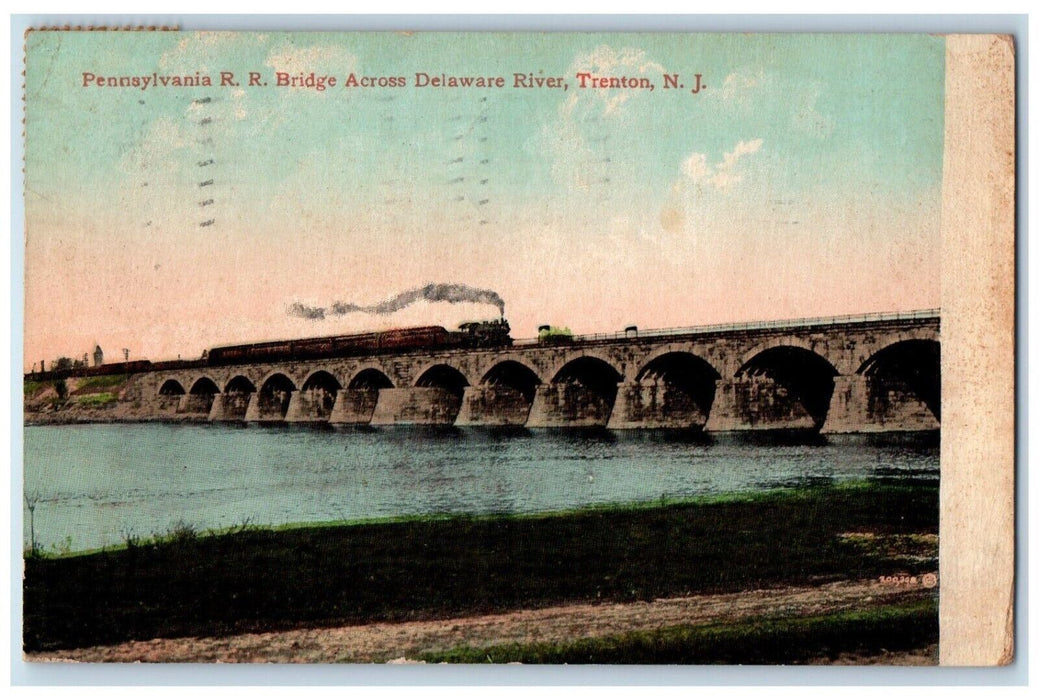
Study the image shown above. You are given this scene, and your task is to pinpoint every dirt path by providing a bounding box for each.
[27,576,937,664]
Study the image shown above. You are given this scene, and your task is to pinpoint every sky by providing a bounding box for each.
[23,32,945,367]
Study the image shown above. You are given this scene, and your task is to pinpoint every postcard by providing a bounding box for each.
[20,29,1015,666]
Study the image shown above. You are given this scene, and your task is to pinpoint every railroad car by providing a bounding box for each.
[206,321,509,366]
[149,358,208,372]
[78,360,154,376]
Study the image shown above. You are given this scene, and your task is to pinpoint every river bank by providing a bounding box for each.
[24,480,938,661]
[28,578,937,664]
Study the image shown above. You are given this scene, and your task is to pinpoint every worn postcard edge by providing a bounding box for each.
[939,33,1016,666]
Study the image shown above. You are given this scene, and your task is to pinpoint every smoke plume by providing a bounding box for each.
[288,302,327,320]
[289,283,505,321]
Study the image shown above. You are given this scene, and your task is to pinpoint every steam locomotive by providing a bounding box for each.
[29,320,513,380]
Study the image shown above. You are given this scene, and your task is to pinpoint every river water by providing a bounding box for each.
[22,423,939,554]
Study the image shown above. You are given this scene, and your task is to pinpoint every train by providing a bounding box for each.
[208,319,512,366]
[28,319,513,380]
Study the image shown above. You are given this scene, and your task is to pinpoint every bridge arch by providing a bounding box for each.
[255,372,297,420]
[214,375,257,422]
[259,372,296,393]
[854,327,940,374]
[480,360,542,403]
[348,367,395,391]
[189,376,220,395]
[545,350,623,384]
[635,351,721,420]
[734,337,836,376]
[255,369,300,391]
[736,346,839,428]
[295,370,343,420]
[301,370,343,393]
[224,375,257,394]
[415,363,470,398]
[546,356,624,426]
[180,376,220,414]
[552,356,623,389]
[158,379,186,396]
[858,339,940,420]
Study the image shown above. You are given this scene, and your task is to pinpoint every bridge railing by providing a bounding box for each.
[511,308,940,346]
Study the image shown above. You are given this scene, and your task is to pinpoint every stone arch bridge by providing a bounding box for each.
[138,310,939,434]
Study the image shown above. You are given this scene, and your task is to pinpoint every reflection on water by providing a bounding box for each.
[23,424,938,553]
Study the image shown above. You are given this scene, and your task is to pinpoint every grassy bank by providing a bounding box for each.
[24,374,129,416]
[420,599,938,664]
[23,480,937,652]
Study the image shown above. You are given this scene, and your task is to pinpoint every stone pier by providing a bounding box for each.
[526,382,616,428]
[369,387,463,425]
[156,395,182,417]
[208,392,252,421]
[328,389,380,425]
[244,390,292,422]
[703,378,817,432]
[285,389,337,423]
[821,374,939,433]
[607,381,708,429]
[177,393,216,416]
[455,386,533,426]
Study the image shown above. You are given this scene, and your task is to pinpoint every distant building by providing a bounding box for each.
[93,345,104,367]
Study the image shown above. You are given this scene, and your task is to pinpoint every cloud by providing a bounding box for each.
[230,88,248,120]
[719,70,766,102]
[680,138,764,191]
[721,138,764,169]
[542,45,668,190]
[681,153,710,181]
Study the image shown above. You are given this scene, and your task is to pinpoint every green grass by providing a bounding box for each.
[71,392,117,407]
[419,599,938,664]
[24,375,125,403]
[72,374,127,393]
[23,480,937,653]
[267,484,828,531]
[24,380,47,397]
[29,519,262,560]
